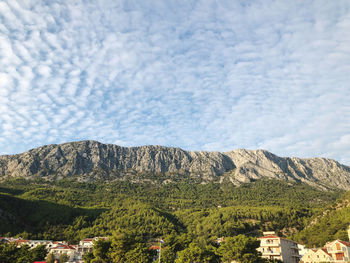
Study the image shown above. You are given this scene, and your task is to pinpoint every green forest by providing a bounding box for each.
[0,177,350,262]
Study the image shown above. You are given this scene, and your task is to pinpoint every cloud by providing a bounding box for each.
[0,0,349,165]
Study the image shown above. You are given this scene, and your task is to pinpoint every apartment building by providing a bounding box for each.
[257,231,301,263]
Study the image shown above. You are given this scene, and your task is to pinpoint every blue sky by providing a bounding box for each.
[0,0,350,164]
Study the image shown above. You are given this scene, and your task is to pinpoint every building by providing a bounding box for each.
[301,248,332,263]
[324,240,350,261]
[16,239,54,249]
[257,231,301,263]
[49,243,81,262]
[77,238,94,254]
[298,244,309,258]
[301,240,350,262]
[300,225,350,262]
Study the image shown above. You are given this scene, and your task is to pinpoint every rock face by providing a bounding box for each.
[0,140,350,190]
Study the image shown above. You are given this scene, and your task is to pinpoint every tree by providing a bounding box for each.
[0,243,48,263]
[59,253,69,263]
[217,235,263,263]
[93,239,112,262]
[0,242,18,263]
[82,252,94,263]
[15,245,33,263]
[46,253,56,263]
[31,244,48,261]
[175,242,219,263]
[160,247,177,263]
[124,243,154,263]
[109,232,132,262]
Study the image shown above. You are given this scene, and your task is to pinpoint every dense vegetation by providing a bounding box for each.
[0,243,47,263]
[292,190,350,247]
[0,177,348,262]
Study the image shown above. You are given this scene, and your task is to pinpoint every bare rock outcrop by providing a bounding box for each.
[0,140,350,190]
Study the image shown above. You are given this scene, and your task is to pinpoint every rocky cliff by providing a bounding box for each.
[0,140,350,190]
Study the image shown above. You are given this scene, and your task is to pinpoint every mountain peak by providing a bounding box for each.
[0,141,349,190]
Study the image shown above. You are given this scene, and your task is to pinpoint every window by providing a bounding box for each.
[336,243,341,250]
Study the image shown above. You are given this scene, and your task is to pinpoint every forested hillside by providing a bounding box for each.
[0,178,343,246]
[293,190,350,247]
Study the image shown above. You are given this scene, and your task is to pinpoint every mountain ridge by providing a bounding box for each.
[1,140,350,190]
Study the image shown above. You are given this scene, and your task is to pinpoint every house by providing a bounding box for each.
[77,238,94,254]
[257,231,301,263]
[15,239,30,247]
[324,240,350,261]
[25,240,54,249]
[301,248,332,263]
[77,237,108,254]
[49,243,80,262]
[298,244,309,258]
[300,225,350,262]
[301,240,350,262]
[215,237,225,245]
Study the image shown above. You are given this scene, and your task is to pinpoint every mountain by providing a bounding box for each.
[0,140,350,190]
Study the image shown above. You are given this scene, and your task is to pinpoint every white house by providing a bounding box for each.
[49,243,81,262]
[300,225,350,262]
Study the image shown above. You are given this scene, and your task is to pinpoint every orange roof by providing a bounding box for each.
[149,245,161,250]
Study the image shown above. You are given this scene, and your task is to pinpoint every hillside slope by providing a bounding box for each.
[293,191,350,247]
[0,140,350,190]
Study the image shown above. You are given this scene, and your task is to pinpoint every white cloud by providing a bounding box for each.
[0,0,349,165]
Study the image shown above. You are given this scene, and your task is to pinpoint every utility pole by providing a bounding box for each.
[158,238,162,263]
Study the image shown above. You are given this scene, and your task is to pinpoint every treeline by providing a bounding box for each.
[1,177,340,209]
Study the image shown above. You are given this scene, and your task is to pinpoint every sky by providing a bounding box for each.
[0,0,350,164]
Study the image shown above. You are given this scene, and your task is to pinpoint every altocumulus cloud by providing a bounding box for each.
[0,0,350,164]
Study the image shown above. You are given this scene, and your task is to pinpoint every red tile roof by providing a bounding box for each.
[52,244,76,250]
[15,240,29,243]
[82,238,94,242]
[339,240,350,247]
[149,245,161,250]
[321,248,332,256]
[258,235,280,239]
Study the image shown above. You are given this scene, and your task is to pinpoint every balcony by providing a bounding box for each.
[261,242,280,246]
[262,251,281,256]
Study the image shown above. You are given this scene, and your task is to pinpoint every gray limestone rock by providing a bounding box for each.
[0,140,350,190]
